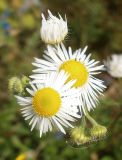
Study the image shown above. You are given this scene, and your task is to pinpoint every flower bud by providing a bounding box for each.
[70,127,90,145]
[90,124,107,139]
[9,76,30,96]
[8,77,23,94]
[21,76,30,87]
[40,10,68,44]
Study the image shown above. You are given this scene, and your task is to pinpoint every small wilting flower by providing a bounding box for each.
[31,43,106,112]
[16,71,81,137]
[40,10,68,44]
[105,54,122,78]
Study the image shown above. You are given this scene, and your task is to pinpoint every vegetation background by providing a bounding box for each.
[0,0,122,159]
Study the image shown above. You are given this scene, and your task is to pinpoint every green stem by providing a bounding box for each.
[85,108,98,126]
[81,115,86,128]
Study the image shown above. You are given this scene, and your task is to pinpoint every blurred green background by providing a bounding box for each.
[0,0,122,159]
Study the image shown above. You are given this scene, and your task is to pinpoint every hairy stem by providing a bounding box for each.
[85,108,98,126]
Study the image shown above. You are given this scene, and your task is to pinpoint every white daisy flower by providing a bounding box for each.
[105,54,122,78]
[40,10,68,44]
[31,44,106,113]
[16,71,81,137]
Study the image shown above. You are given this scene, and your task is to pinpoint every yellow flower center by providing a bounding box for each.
[59,60,89,87]
[32,87,61,117]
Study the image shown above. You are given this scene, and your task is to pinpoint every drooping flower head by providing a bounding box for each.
[16,71,81,137]
[31,44,106,113]
[105,54,122,78]
[40,10,68,44]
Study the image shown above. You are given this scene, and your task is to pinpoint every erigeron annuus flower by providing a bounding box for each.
[31,43,106,112]
[16,71,81,137]
[105,54,122,78]
[40,10,68,44]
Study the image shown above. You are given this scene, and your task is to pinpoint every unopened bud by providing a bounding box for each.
[70,127,90,146]
[21,76,30,87]
[41,10,68,44]
[90,124,107,139]
[8,76,30,96]
[8,77,23,94]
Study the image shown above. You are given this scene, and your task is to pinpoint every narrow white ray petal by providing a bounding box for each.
[43,118,52,133]
[18,102,30,106]
[31,116,39,131]
[15,96,31,103]
[85,87,97,109]
[46,46,62,64]
[89,81,103,93]
[82,91,91,111]
[76,49,83,61]
[60,80,76,93]
[43,54,55,63]
[77,46,87,61]
[87,61,99,68]
[81,46,88,55]
[43,119,48,133]
[87,59,95,65]
[56,45,66,61]
[52,117,66,134]
[90,71,101,75]
[90,78,105,91]
[31,79,46,84]
[39,118,44,137]
[84,54,91,63]
[21,108,32,114]
[89,65,104,71]
[54,116,68,127]
[68,47,73,59]
[30,74,47,79]
[56,113,74,128]
[53,71,69,90]
[41,13,46,20]
[47,119,52,131]
[60,107,80,119]
[31,84,37,91]
[29,115,36,126]
[24,114,34,120]
[58,110,75,122]
[32,68,55,73]
[34,58,55,67]
[26,88,34,96]
[73,49,80,58]
[60,43,69,60]
[46,71,57,86]
[20,106,32,111]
